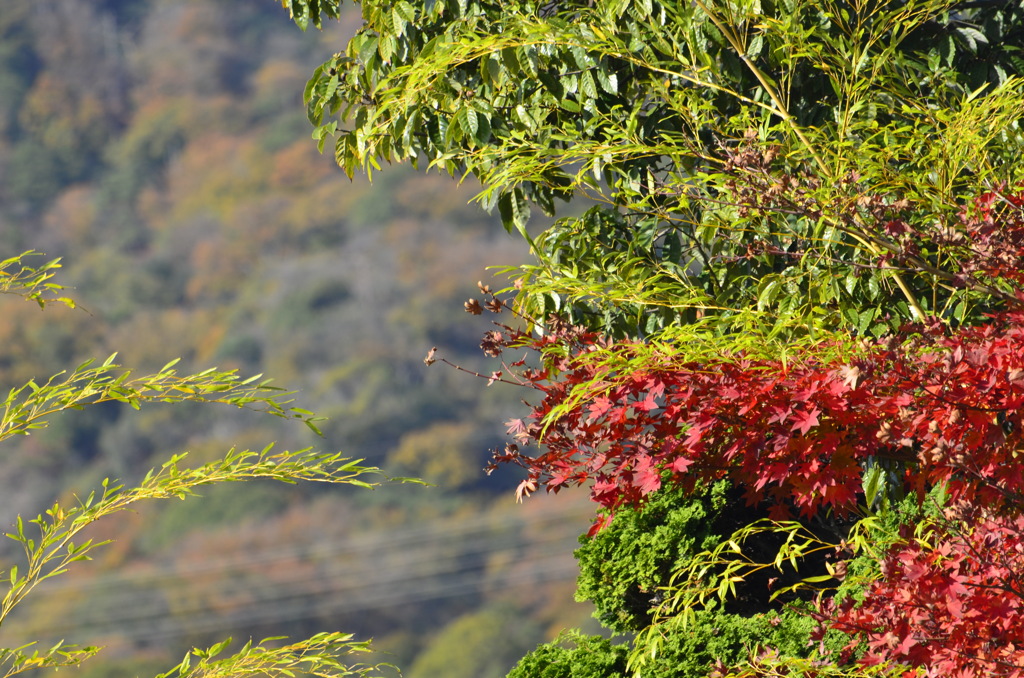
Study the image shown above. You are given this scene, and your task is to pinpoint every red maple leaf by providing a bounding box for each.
[790,406,821,435]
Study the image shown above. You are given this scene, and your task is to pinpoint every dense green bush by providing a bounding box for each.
[575,482,730,633]
[573,482,826,676]
[505,631,627,678]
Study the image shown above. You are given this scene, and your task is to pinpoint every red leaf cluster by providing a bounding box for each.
[823,507,1024,676]
[949,191,1024,286]
[502,312,1024,523]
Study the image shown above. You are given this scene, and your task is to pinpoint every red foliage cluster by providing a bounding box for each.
[948,190,1024,286]
[876,189,1024,300]
[822,506,1024,677]
[498,312,1024,525]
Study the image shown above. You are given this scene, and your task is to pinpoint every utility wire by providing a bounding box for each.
[94,555,580,646]
[3,501,595,648]
[21,499,590,595]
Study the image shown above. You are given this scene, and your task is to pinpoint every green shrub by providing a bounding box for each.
[505,631,627,678]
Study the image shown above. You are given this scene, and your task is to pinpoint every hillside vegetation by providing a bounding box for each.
[0,1,594,675]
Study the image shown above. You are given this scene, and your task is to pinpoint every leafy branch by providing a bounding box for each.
[0,354,326,443]
[0,252,76,311]
[0,448,382,628]
[155,632,394,678]
[627,518,841,677]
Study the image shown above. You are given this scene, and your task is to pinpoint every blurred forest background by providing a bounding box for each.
[0,1,598,676]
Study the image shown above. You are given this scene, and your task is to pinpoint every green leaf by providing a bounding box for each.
[474,111,492,145]
[357,35,379,64]
[538,70,564,99]
[480,53,500,85]
[580,69,598,100]
[516,45,539,77]
[392,7,407,36]
[570,45,595,69]
[500,46,520,76]
[857,307,876,335]
[444,112,462,145]
[757,278,781,312]
[379,34,397,62]
[595,64,618,94]
[863,462,883,509]
[498,188,532,239]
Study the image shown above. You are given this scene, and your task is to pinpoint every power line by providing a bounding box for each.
[23,530,576,637]
[3,500,596,647]
[96,555,581,646]
[22,499,591,594]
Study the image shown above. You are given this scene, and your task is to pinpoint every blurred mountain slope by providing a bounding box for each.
[0,0,595,673]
